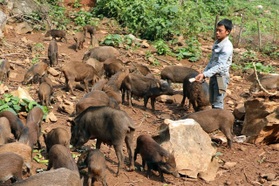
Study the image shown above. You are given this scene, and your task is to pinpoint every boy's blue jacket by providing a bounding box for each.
[203,36,233,78]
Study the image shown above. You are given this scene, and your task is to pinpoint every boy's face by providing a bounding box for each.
[216,25,230,41]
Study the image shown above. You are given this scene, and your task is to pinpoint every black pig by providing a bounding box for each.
[121,73,174,110]
[70,106,135,176]
[134,134,179,182]
[161,66,198,85]
[180,73,211,111]
[45,29,67,43]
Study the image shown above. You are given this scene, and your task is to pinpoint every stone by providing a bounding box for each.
[59,100,74,115]
[233,103,245,120]
[270,143,279,151]
[9,0,41,15]
[45,111,57,123]
[157,95,174,104]
[10,86,34,101]
[141,40,150,48]
[199,157,219,182]
[162,118,217,179]
[15,22,33,34]
[0,84,9,94]
[222,162,237,169]
[48,67,60,77]
[13,168,82,186]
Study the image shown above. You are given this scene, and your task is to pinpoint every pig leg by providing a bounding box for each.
[83,78,90,93]
[150,97,156,111]
[125,134,134,171]
[220,127,233,148]
[158,168,166,183]
[37,139,41,150]
[113,144,124,176]
[101,177,108,186]
[180,95,186,107]
[68,80,76,95]
[96,139,102,149]
[121,89,126,104]
[143,96,149,109]
[127,91,132,107]
[87,175,92,186]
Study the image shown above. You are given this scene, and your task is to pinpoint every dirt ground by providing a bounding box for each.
[1,20,279,186]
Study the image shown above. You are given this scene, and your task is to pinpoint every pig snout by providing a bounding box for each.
[160,80,174,95]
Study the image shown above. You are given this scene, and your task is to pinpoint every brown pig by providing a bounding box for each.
[62,61,99,95]
[78,149,108,186]
[74,31,86,52]
[83,25,95,44]
[82,46,120,62]
[0,59,10,83]
[13,168,82,186]
[47,144,79,174]
[22,62,48,85]
[75,90,119,115]
[45,29,67,43]
[38,75,53,106]
[43,127,70,153]
[0,117,15,145]
[182,109,235,148]
[19,107,43,149]
[0,152,24,183]
[0,142,32,174]
[0,110,24,140]
[103,57,125,78]
[134,134,180,183]
[48,39,58,67]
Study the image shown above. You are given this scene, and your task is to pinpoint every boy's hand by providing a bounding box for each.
[195,73,205,82]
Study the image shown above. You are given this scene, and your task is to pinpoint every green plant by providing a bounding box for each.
[243,62,275,73]
[154,39,171,55]
[242,50,258,61]
[33,43,45,52]
[49,5,70,30]
[73,10,95,26]
[102,34,123,47]
[31,55,40,64]
[73,0,82,8]
[173,37,201,62]
[0,94,49,119]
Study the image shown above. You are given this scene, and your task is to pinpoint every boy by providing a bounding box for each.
[195,19,233,109]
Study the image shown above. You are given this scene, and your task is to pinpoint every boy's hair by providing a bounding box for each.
[217,19,233,31]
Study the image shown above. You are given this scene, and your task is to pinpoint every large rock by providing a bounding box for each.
[15,22,33,34]
[161,118,217,180]
[241,99,279,144]
[13,168,82,186]
[7,0,41,16]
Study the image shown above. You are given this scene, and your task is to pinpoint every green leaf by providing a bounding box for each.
[12,105,21,112]
[0,104,10,112]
